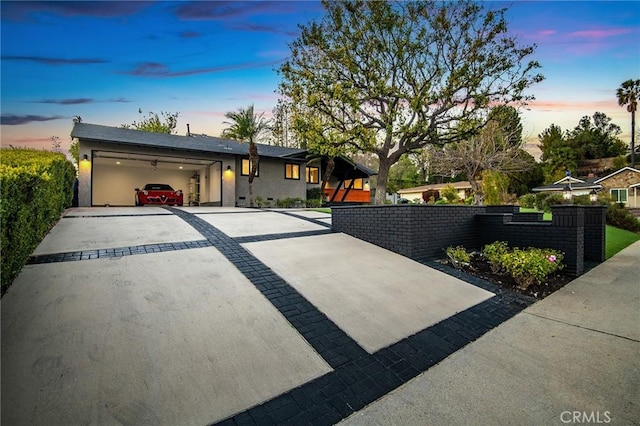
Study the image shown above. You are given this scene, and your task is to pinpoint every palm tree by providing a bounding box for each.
[222,104,270,207]
[616,79,640,167]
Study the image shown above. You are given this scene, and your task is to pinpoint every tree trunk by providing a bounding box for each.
[320,157,335,202]
[631,107,636,168]
[469,178,483,205]
[374,157,392,205]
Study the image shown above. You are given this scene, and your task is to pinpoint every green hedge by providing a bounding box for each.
[1,149,76,293]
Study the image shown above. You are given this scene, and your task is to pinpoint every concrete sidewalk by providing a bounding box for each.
[341,240,640,425]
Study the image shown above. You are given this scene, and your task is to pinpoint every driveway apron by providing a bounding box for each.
[2,207,534,425]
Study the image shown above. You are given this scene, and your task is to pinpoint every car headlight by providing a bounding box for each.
[142,190,148,195]
[176,190,182,196]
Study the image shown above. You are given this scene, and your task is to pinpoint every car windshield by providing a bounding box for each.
[144,184,174,191]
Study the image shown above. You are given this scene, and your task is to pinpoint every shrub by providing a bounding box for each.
[275,197,305,208]
[539,193,565,212]
[534,192,548,211]
[441,184,460,203]
[607,203,640,233]
[519,193,536,209]
[482,241,509,274]
[254,196,265,208]
[305,198,323,208]
[306,187,323,200]
[499,247,564,290]
[445,246,471,269]
[1,148,76,293]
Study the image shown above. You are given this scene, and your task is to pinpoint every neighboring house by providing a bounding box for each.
[532,167,640,207]
[532,175,602,197]
[594,167,640,208]
[398,181,474,203]
[71,122,374,207]
[306,156,376,204]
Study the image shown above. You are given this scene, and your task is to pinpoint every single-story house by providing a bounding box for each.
[594,167,640,208]
[397,181,474,203]
[71,122,375,207]
[532,167,640,207]
[532,175,602,197]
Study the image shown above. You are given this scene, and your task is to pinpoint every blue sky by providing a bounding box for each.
[1,1,639,158]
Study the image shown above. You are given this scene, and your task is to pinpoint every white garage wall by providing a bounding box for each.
[93,164,192,206]
[209,162,221,204]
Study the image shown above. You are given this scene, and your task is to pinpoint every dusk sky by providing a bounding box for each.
[1,1,639,159]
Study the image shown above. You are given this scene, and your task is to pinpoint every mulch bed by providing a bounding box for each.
[441,252,575,300]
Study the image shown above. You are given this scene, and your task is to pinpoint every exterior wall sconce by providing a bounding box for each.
[226,165,232,171]
[589,189,598,204]
[562,184,573,202]
[82,154,89,162]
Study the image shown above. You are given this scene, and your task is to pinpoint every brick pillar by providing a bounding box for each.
[583,205,606,262]
[551,205,585,275]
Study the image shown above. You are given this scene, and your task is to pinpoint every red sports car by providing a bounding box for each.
[135,183,183,206]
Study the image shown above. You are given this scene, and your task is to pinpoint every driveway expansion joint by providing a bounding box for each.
[164,207,535,425]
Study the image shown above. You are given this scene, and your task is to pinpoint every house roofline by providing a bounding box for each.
[593,166,640,184]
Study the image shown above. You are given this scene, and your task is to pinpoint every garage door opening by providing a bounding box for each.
[92,151,222,206]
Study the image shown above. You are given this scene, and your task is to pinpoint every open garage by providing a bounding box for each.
[92,151,222,207]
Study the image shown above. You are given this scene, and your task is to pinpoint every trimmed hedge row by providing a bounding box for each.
[1,149,76,293]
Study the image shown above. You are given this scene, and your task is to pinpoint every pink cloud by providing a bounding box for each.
[538,29,557,36]
[569,28,634,38]
[528,99,617,112]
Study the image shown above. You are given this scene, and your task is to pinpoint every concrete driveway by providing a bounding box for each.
[4,207,635,425]
[1,207,497,425]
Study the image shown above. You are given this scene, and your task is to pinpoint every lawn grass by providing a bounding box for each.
[519,207,552,220]
[519,207,639,259]
[605,225,640,259]
[312,208,332,214]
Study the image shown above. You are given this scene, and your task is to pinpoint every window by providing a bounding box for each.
[241,158,259,177]
[610,188,628,203]
[285,163,300,180]
[344,178,363,189]
[306,166,319,184]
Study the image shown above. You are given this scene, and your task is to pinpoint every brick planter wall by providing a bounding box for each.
[331,205,484,259]
[332,204,606,276]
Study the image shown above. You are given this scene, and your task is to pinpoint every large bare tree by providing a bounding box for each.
[279,0,543,204]
[430,106,532,204]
